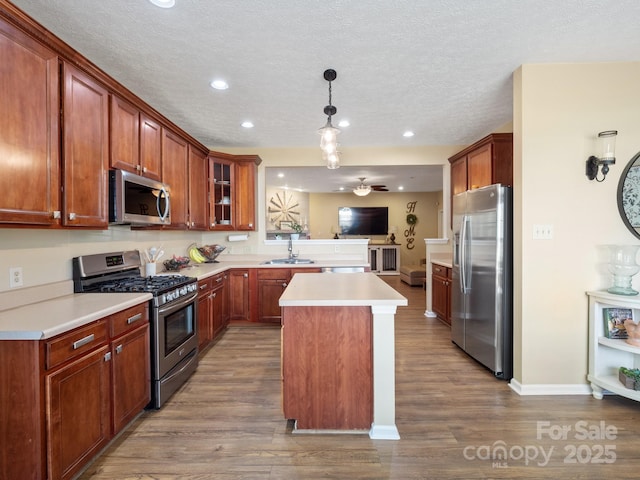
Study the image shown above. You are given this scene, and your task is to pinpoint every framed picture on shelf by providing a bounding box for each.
[603,307,633,339]
[279,221,292,231]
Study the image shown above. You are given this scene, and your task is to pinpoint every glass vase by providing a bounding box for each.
[607,245,640,295]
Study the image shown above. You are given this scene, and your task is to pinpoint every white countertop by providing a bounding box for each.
[279,272,407,307]
[431,259,453,268]
[0,292,152,340]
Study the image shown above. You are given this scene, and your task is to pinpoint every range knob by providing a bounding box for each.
[180,286,188,296]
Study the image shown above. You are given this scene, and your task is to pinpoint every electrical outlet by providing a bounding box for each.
[10,267,23,288]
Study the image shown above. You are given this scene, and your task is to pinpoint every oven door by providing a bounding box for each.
[153,291,198,380]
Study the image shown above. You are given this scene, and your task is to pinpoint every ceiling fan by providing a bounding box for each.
[352,177,388,196]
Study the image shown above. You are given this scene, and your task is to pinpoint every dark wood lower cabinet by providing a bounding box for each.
[198,273,228,352]
[0,303,150,480]
[228,269,251,322]
[431,264,451,325]
[257,269,291,324]
[111,323,150,433]
[46,346,111,480]
[282,305,373,430]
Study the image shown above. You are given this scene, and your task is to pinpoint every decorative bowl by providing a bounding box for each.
[198,244,226,262]
[163,255,191,271]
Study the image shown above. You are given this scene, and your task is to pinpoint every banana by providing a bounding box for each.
[189,245,206,263]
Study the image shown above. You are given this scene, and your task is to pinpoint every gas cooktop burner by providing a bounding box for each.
[95,275,192,294]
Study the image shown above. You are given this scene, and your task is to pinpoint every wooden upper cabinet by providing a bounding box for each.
[450,157,468,196]
[161,128,189,229]
[62,62,109,228]
[234,156,260,231]
[139,113,162,181]
[448,133,513,193]
[0,19,61,226]
[188,146,208,230]
[109,95,139,173]
[208,153,260,231]
[110,95,162,181]
[208,154,234,230]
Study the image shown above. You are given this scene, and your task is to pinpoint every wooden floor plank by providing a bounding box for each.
[79,277,640,479]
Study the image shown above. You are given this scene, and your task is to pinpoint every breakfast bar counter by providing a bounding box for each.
[279,272,407,439]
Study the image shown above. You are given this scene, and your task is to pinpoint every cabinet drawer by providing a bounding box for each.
[46,320,108,370]
[110,303,148,338]
[198,278,212,294]
[210,272,226,288]
[432,264,450,277]
[258,268,290,280]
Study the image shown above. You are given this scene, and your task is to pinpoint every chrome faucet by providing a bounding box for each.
[288,237,298,259]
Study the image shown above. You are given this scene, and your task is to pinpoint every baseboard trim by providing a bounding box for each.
[509,378,592,396]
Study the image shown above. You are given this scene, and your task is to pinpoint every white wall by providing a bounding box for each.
[514,62,640,388]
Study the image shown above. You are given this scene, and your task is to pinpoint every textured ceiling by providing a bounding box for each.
[10,0,640,150]
[8,0,640,192]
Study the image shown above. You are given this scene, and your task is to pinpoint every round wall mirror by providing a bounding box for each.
[617,151,640,239]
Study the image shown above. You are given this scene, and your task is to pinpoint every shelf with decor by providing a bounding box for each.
[265,231,310,240]
[587,291,640,401]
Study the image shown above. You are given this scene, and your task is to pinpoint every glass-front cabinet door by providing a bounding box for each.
[209,155,234,230]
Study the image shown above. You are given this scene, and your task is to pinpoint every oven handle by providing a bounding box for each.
[161,350,198,385]
[157,291,198,315]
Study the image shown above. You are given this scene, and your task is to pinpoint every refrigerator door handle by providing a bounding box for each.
[460,215,468,293]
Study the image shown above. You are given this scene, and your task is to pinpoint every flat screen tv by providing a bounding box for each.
[338,207,388,236]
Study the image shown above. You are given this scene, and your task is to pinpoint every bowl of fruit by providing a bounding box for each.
[163,255,191,271]
[188,243,226,263]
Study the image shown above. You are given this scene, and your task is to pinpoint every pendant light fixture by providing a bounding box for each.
[318,69,340,169]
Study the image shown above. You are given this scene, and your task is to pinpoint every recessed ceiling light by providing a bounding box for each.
[241,121,254,129]
[148,0,175,8]
[398,186,404,191]
[403,131,415,138]
[339,187,345,191]
[338,120,350,128]
[277,173,285,178]
[210,79,229,90]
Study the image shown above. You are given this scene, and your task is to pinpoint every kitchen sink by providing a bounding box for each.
[261,258,315,265]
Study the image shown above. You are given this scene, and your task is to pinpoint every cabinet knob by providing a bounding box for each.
[104,352,112,362]
[51,210,61,219]
[142,167,148,173]
[243,273,248,278]
[115,344,123,354]
[282,282,288,288]
[68,212,76,220]
[212,292,216,298]
[248,223,253,228]
[136,165,141,171]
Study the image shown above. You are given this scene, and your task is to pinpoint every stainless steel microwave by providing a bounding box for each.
[109,170,171,225]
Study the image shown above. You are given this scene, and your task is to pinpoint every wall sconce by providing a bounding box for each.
[586,130,618,182]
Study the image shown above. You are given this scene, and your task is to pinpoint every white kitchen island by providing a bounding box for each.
[279,272,407,440]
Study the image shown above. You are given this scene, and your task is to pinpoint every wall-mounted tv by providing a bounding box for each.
[338,206,388,236]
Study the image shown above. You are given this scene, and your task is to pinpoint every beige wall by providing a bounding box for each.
[309,191,440,266]
[514,62,640,388]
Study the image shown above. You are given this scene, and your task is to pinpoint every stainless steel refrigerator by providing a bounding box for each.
[451,184,513,380]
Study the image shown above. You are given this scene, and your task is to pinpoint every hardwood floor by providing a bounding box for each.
[79,276,640,479]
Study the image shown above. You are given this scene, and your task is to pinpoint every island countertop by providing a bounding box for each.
[279,272,407,307]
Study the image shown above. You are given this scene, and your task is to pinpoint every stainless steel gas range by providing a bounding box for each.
[73,250,198,408]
